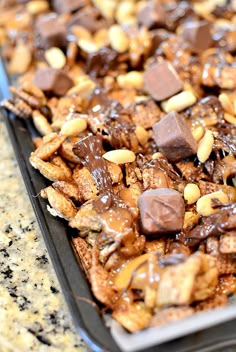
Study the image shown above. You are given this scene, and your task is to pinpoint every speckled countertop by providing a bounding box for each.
[0,117,88,352]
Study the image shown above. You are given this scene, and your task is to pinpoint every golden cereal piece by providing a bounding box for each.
[41,186,77,220]
[30,155,71,182]
[219,233,236,254]
[73,167,98,201]
[50,155,72,180]
[150,307,194,328]
[216,254,236,274]
[32,110,53,136]
[52,181,81,202]
[156,253,202,306]
[34,134,66,160]
[105,160,123,184]
[72,237,92,272]
[194,293,228,312]
[113,301,152,333]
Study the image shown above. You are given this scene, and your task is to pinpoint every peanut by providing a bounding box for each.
[184,183,201,205]
[192,126,205,142]
[108,25,129,53]
[161,91,197,113]
[78,39,98,53]
[224,113,236,125]
[60,118,87,137]
[196,191,229,216]
[26,1,49,15]
[103,149,136,164]
[117,71,144,89]
[32,110,53,136]
[135,126,149,146]
[219,93,235,115]
[197,130,214,163]
[45,47,66,69]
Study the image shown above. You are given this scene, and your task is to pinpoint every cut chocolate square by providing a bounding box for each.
[152,111,197,162]
[138,0,166,29]
[138,188,185,236]
[34,68,73,96]
[144,61,183,101]
[36,13,67,48]
[52,0,89,14]
[182,21,212,54]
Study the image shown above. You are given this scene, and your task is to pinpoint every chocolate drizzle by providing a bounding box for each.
[73,135,112,193]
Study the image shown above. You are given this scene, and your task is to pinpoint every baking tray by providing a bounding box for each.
[1,57,236,352]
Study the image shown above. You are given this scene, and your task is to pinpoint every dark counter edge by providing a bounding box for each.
[1,58,236,352]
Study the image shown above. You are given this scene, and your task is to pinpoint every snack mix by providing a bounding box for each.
[0,0,236,333]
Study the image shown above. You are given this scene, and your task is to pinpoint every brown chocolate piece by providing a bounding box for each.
[144,61,183,101]
[52,0,88,14]
[182,21,212,54]
[138,188,185,236]
[73,135,113,193]
[153,111,197,162]
[69,6,108,33]
[36,13,66,48]
[138,0,166,29]
[34,68,73,96]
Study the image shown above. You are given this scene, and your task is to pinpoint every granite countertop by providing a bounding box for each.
[0,117,88,351]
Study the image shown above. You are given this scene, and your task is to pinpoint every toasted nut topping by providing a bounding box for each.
[8,42,32,74]
[135,126,149,146]
[224,113,236,125]
[197,130,214,163]
[45,47,66,69]
[117,71,144,89]
[67,79,96,98]
[78,39,98,53]
[60,118,87,137]
[151,152,166,160]
[103,149,136,164]
[109,25,129,53]
[192,126,205,142]
[184,183,201,205]
[196,191,229,216]
[26,1,49,15]
[161,91,197,113]
[32,110,53,136]
[219,93,235,115]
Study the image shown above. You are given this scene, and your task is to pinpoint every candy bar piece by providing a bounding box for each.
[34,68,73,96]
[69,6,107,33]
[36,13,66,48]
[182,21,212,54]
[138,0,166,29]
[52,0,88,14]
[153,111,197,162]
[138,188,185,236]
[144,61,183,101]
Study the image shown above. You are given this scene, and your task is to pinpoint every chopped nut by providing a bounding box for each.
[45,47,66,69]
[184,183,201,205]
[32,110,53,136]
[60,118,87,137]
[103,149,136,164]
[219,93,235,115]
[196,191,229,216]
[26,1,49,15]
[161,91,197,113]
[117,71,144,90]
[135,126,149,146]
[197,129,214,163]
[108,25,129,53]
[191,125,205,142]
[224,113,236,125]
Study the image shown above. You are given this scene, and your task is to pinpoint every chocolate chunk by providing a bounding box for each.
[138,188,185,236]
[86,47,118,78]
[144,61,183,101]
[36,13,67,49]
[69,6,108,33]
[153,111,197,162]
[182,21,212,54]
[33,68,73,96]
[73,135,113,193]
[52,0,88,14]
[138,0,166,29]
